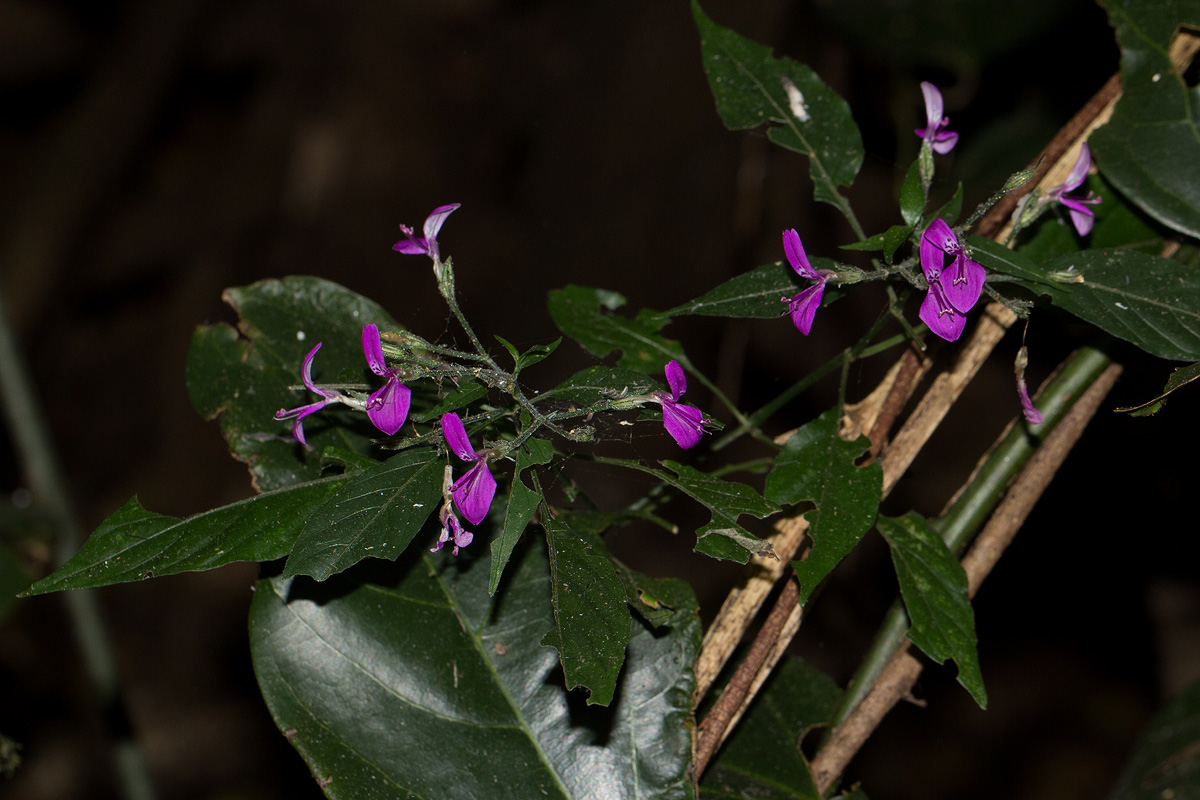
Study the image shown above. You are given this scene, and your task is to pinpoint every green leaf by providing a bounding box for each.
[411,379,489,423]
[700,657,842,800]
[496,336,561,375]
[250,543,700,799]
[1035,249,1200,361]
[1090,1,1200,238]
[23,478,349,596]
[283,447,444,581]
[664,257,841,319]
[1116,361,1200,416]
[661,461,777,563]
[547,286,683,373]
[900,159,924,227]
[541,365,660,408]
[929,182,964,228]
[876,512,986,709]
[692,1,863,211]
[764,410,882,604]
[1109,675,1200,800]
[967,236,1052,284]
[187,276,402,492]
[611,560,698,629]
[540,510,630,707]
[490,438,554,595]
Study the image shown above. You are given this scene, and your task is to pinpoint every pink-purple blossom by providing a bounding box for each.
[914,82,958,154]
[918,219,986,342]
[441,412,496,526]
[1046,144,1101,236]
[780,228,826,336]
[393,203,460,261]
[1014,346,1043,425]
[432,502,474,556]
[652,360,707,449]
[362,324,411,436]
[274,343,346,447]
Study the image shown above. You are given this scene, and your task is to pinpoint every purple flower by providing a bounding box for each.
[1046,144,1102,236]
[919,219,986,342]
[441,412,497,526]
[651,360,707,449]
[914,82,958,154]
[362,324,411,436]
[274,343,346,447]
[393,203,461,261]
[780,228,826,336]
[1014,346,1043,425]
[431,503,474,556]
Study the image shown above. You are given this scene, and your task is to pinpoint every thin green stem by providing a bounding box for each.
[826,345,1113,732]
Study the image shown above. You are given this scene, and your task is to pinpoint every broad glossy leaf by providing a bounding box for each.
[1091,1,1200,238]
[612,560,698,629]
[187,276,401,492]
[692,1,863,210]
[411,378,488,423]
[1116,361,1200,416]
[250,542,700,799]
[900,159,924,227]
[547,286,683,373]
[664,257,841,319]
[876,512,986,709]
[661,461,777,563]
[540,511,630,707]
[700,657,841,800]
[490,438,554,595]
[541,365,660,408]
[1036,249,1200,361]
[764,410,882,604]
[1109,675,1200,800]
[283,447,443,581]
[24,478,348,596]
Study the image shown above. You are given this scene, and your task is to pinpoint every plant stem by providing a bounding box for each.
[0,287,157,800]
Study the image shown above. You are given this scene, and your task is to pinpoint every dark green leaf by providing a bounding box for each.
[490,438,554,595]
[1109,675,1200,800]
[692,1,863,210]
[611,560,698,629]
[900,159,924,227]
[1035,249,1200,361]
[250,543,700,799]
[876,512,986,709]
[664,257,840,319]
[700,657,842,800]
[764,410,882,604]
[929,182,964,227]
[540,511,630,706]
[547,286,683,373]
[24,478,348,596]
[541,365,660,408]
[411,378,489,423]
[1091,1,1200,238]
[283,447,444,581]
[661,461,777,563]
[967,236,1051,284]
[883,224,912,265]
[187,277,401,492]
[1116,361,1200,416]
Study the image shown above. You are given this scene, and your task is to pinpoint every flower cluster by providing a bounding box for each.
[918,219,985,342]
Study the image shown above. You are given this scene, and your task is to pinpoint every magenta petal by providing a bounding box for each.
[661,401,705,449]
[1016,377,1043,425]
[920,81,944,128]
[783,228,819,280]
[366,379,410,436]
[784,282,824,335]
[664,360,687,402]
[931,130,959,154]
[393,238,427,254]
[440,412,477,461]
[299,343,327,394]
[919,284,966,342]
[452,461,496,525]
[1063,144,1091,192]
[940,255,986,314]
[1061,199,1097,236]
[423,203,460,243]
[362,324,390,376]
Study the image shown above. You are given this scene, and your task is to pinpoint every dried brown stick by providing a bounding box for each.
[811,362,1123,794]
[693,576,800,777]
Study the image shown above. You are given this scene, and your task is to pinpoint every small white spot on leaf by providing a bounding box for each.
[781,75,810,122]
[296,330,306,341]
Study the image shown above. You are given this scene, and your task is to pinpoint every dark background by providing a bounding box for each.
[2,1,1198,799]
